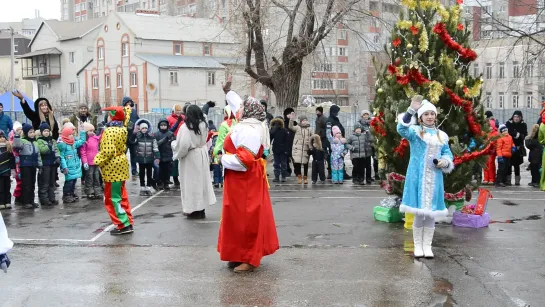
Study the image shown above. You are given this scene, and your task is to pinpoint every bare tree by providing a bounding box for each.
[0,70,20,94]
[242,0,362,110]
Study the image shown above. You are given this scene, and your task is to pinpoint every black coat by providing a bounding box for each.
[326,115,345,137]
[283,118,296,157]
[506,119,528,165]
[270,118,289,154]
[525,136,543,165]
[20,98,59,140]
[155,119,175,162]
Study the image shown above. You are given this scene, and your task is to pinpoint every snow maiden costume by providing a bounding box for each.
[217,97,279,273]
[397,99,454,258]
[0,212,12,272]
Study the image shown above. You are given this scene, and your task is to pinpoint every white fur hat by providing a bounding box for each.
[417,99,437,118]
[13,121,22,131]
[140,122,148,129]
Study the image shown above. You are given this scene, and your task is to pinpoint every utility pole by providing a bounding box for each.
[9,27,15,119]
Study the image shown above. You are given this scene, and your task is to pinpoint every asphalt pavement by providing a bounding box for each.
[1,167,544,306]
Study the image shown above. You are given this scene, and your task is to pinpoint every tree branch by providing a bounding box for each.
[243,0,274,88]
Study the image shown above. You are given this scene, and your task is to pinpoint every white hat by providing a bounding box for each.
[140,122,148,129]
[226,91,242,115]
[13,121,22,131]
[417,99,437,118]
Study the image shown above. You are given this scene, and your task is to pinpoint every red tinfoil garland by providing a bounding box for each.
[371,112,387,136]
[444,87,482,135]
[433,23,477,61]
[394,138,409,156]
[453,142,492,166]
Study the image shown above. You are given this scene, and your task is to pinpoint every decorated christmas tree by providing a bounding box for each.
[371,0,493,202]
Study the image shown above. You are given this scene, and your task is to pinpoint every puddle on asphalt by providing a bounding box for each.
[430,278,456,307]
[490,214,543,224]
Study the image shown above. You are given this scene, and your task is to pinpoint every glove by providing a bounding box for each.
[0,254,10,273]
[63,168,68,175]
[511,146,517,153]
[54,157,60,166]
[10,169,15,178]
[516,132,520,139]
[436,159,449,169]
[263,149,270,158]
[497,156,504,163]
[154,159,160,165]
[38,167,43,175]
[83,163,89,170]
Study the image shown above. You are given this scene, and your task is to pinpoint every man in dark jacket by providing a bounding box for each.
[315,106,330,178]
[270,117,289,182]
[326,105,351,179]
[283,107,296,176]
[70,103,98,132]
[261,100,274,125]
[122,96,140,176]
[202,101,216,116]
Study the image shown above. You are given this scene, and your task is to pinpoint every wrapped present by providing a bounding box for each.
[374,206,404,223]
[461,204,475,214]
[474,188,492,215]
[380,196,400,209]
[452,211,490,228]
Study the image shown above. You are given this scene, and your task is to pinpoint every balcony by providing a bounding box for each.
[18,48,62,80]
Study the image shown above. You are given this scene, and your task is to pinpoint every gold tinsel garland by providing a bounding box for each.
[419,26,429,52]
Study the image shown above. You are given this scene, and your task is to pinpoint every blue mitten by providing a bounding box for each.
[0,254,10,273]
[511,146,517,153]
[497,156,504,163]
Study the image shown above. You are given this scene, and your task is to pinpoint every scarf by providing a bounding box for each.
[61,135,74,145]
[106,121,123,128]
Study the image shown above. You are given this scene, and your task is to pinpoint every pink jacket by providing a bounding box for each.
[81,134,101,166]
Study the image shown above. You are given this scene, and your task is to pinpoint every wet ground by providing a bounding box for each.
[1,168,544,306]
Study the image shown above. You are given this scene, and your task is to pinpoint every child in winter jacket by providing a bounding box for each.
[270,117,289,183]
[58,125,87,203]
[309,134,326,184]
[496,124,515,187]
[346,124,373,185]
[81,123,102,199]
[483,119,499,185]
[13,123,42,209]
[208,130,223,188]
[155,118,176,191]
[0,131,13,209]
[326,124,348,184]
[9,122,22,205]
[131,119,159,195]
[36,122,60,206]
[525,124,543,187]
[288,113,312,184]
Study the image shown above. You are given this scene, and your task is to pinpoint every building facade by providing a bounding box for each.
[0,32,33,97]
[83,11,248,113]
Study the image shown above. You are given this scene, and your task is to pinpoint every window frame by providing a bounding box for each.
[117,73,122,88]
[98,47,104,60]
[130,72,137,87]
[499,62,505,78]
[498,92,505,108]
[122,43,129,57]
[512,92,519,108]
[170,71,178,85]
[70,82,77,94]
[174,43,182,55]
[485,63,492,79]
[69,52,75,64]
[203,44,211,56]
[92,76,99,89]
[207,71,216,86]
[105,74,110,89]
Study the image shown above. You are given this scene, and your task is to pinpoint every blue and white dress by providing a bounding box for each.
[397,113,454,217]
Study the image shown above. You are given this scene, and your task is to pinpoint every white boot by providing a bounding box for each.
[423,227,435,258]
[139,186,146,196]
[413,227,424,258]
[146,186,152,196]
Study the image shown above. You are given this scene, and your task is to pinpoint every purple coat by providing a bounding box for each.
[81,135,101,166]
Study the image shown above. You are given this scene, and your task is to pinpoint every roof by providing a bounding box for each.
[136,53,225,69]
[0,31,29,40]
[30,18,105,47]
[116,12,237,44]
[18,47,62,58]
[212,57,246,65]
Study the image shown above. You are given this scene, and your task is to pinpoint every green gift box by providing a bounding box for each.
[373,206,404,223]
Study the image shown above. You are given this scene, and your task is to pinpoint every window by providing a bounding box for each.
[473,63,479,77]
[513,61,520,78]
[369,1,379,11]
[499,62,505,78]
[105,75,110,89]
[13,41,18,53]
[524,60,534,78]
[70,82,77,94]
[328,47,335,56]
[98,47,104,60]
[174,43,182,55]
[337,80,346,89]
[485,63,492,79]
[69,52,75,64]
[337,63,346,73]
[204,44,211,56]
[512,92,519,108]
[207,72,215,85]
[526,92,533,108]
[75,3,79,12]
[338,47,347,56]
[312,79,334,89]
[340,30,347,39]
[92,76,99,89]
[499,92,504,108]
[484,92,491,108]
[170,71,178,85]
[151,0,156,8]
[81,15,87,21]
[499,6,506,12]
[130,72,137,87]
[373,35,380,44]
[81,2,86,10]
[117,73,122,88]
[465,7,471,14]
[122,43,129,57]
[315,63,333,72]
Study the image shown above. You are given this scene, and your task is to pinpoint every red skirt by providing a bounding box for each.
[217,160,279,267]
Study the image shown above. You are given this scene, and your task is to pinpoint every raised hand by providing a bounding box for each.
[221,75,232,94]
[12,90,23,101]
[410,95,424,111]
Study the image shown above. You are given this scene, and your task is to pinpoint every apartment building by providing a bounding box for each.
[18,19,105,103]
[83,11,249,112]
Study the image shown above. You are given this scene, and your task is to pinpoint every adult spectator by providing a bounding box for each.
[201,101,216,117]
[0,103,13,136]
[167,104,184,137]
[122,96,140,176]
[12,90,59,139]
[70,103,97,132]
[283,107,296,176]
[89,101,102,116]
[485,111,499,128]
[261,100,274,125]
[315,106,330,178]
[326,105,351,179]
[506,110,528,186]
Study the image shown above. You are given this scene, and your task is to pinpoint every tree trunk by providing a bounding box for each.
[272,62,303,112]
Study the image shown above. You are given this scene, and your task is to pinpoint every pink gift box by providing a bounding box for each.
[452,212,490,228]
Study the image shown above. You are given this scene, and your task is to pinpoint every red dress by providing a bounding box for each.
[217,134,279,267]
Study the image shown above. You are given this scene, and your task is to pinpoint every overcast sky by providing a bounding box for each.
[1,0,61,22]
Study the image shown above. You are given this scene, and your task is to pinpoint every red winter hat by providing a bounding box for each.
[103,106,125,121]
